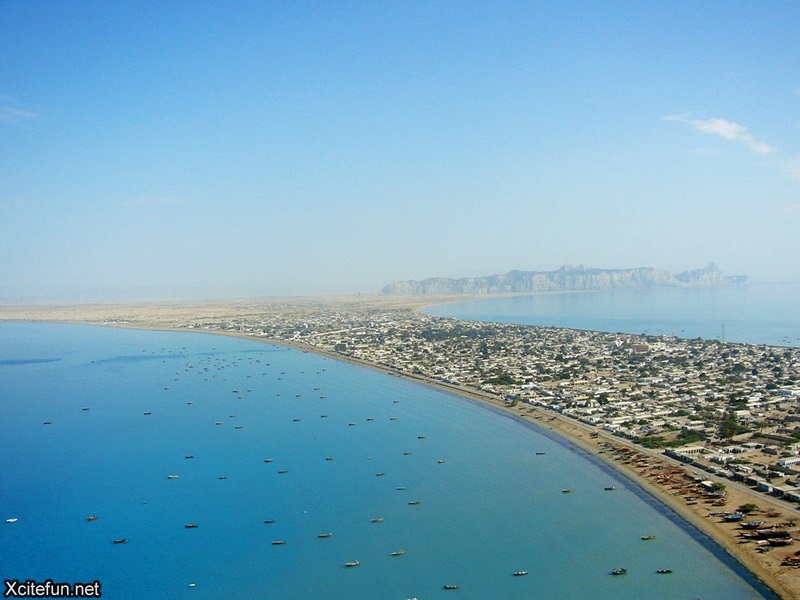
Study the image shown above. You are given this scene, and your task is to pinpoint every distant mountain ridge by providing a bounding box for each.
[381,263,747,295]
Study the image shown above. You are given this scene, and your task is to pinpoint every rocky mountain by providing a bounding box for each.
[381,264,747,296]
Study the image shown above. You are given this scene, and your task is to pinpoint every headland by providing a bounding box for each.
[2,294,798,598]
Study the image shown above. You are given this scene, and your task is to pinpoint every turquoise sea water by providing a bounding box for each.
[426,283,800,347]
[0,322,774,599]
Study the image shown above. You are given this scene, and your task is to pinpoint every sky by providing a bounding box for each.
[1,1,799,302]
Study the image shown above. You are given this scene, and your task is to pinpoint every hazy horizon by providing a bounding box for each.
[2,3,799,302]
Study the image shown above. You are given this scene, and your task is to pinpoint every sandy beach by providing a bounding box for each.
[2,296,799,598]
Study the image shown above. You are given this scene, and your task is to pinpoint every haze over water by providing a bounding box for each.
[0,323,772,598]
[426,283,800,348]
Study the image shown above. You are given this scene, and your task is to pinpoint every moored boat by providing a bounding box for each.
[604,486,617,491]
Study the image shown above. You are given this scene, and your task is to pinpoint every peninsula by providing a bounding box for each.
[1,292,797,598]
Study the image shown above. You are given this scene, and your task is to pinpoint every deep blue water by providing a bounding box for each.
[426,283,800,347]
[0,322,774,599]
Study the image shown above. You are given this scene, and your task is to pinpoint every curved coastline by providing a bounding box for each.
[1,297,797,598]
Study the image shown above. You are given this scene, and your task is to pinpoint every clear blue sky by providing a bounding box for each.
[2,1,799,301]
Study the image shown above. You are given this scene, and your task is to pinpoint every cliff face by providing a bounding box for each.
[381,264,747,296]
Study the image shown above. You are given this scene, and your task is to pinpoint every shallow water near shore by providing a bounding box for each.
[425,282,800,347]
[0,322,773,598]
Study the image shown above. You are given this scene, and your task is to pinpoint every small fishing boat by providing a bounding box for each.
[535,452,545,455]
[641,535,656,540]
[278,470,288,474]
[184,455,194,459]
[391,549,405,556]
[344,561,360,568]
[318,533,332,538]
[325,457,335,461]
[562,489,574,494]
[263,519,276,524]
[723,513,744,522]
[408,501,421,505]
[513,571,528,576]
[443,584,459,590]
[167,475,179,479]
[6,518,18,523]
[272,540,286,545]
[185,524,198,528]
[604,486,617,491]
[376,472,385,477]
[437,459,446,464]
[740,520,765,530]
[264,458,274,463]
[86,515,98,522]
[113,539,128,544]
[611,568,627,575]
[370,517,384,523]
[656,569,672,574]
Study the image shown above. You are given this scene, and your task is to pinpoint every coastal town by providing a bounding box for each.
[162,297,800,501]
[4,295,800,596]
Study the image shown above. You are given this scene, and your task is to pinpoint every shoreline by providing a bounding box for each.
[2,297,799,598]
[112,324,797,598]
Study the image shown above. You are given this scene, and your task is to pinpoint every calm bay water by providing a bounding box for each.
[0,322,774,599]
[426,283,800,347]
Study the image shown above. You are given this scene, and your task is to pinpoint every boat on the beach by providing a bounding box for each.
[740,520,765,530]
[611,568,627,575]
[723,513,744,522]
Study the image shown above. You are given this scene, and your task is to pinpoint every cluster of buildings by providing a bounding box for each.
[177,299,800,502]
